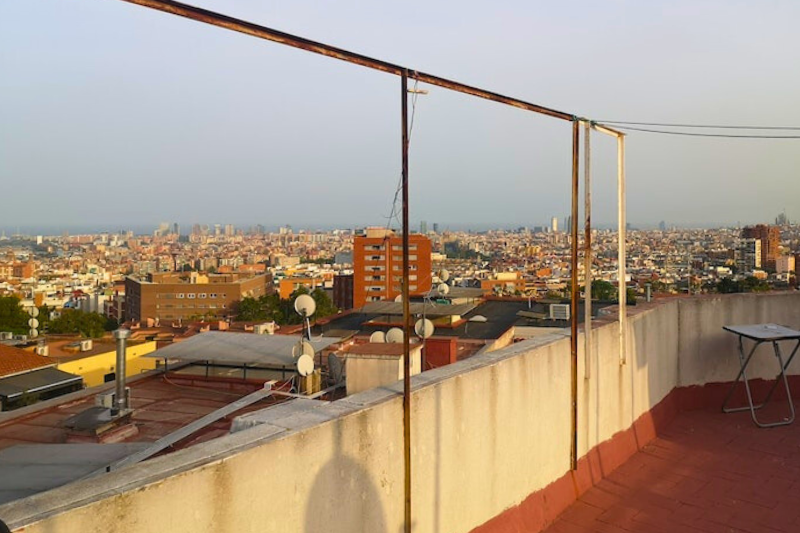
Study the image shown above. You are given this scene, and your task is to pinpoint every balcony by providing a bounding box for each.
[2,291,800,532]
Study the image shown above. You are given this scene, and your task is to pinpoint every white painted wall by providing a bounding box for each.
[3,292,799,533]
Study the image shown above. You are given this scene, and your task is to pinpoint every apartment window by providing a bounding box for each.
[177,293,185,299]
[210,293,218,298]
[209,304,217,309]
[367,245,384,251]
[368,286,383,292]
[368,296,381,302]
[197,304,206,309]
[222,304,227,309]
[409,255,417,260]
[392,245,417,251]
[410,275,418,281]
[369,255,384,261]
[199,293,207,299]
[393,256,402,261]
[187,293,196,299]
[410,285,418,290]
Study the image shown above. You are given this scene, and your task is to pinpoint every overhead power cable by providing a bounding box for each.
[597,120,800,131]
[598,125,800,139]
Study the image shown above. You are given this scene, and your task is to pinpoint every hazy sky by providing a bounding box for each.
[2,0,799,232]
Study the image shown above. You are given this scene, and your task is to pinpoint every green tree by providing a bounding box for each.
[591,280,617,301]
[49,310,107,338]
[0,296,30,334]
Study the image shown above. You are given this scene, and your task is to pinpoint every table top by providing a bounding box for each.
[723,323,800,341]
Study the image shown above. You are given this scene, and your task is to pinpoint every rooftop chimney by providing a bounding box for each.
[113,328,131,413]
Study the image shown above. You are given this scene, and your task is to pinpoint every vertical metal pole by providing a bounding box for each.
[583,122,592,380]
[401,69,412,533]
[113,328,131,413]
[617,135,627,365]
[570,119,579,471]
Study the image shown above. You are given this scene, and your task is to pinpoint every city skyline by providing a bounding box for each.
[2,0,800,230]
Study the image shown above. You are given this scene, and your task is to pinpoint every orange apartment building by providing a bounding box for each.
[125,271,273,323]
[353,228,432,308]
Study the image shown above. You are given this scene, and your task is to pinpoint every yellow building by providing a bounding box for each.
[42,339,159,388]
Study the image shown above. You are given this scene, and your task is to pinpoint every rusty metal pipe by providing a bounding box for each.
[117,0,574,122]
[570,120,580,471]
[401,70,412,533]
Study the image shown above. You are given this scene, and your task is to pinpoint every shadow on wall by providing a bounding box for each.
[304,416,389,533]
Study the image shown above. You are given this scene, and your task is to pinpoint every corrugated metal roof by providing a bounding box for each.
[145,331,342,367]
[0,367,82,400]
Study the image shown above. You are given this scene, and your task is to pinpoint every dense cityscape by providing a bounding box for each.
[0,215,797,334]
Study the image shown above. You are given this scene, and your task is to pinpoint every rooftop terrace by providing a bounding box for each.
[1,291,799,532]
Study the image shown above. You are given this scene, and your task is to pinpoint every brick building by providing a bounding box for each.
[352,228,432,308]
[742,224,780,271]
[125,271,273,323]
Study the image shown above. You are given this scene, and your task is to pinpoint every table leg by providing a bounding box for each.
[722,337,798,428]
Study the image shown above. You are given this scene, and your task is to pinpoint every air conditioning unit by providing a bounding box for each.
[80,339,93,352]
[253,322,276,335]
[14,335,28,342]
[0,332,12,340]
[549,304,570,321]
[95,387,130,409]
[35,345,49,356]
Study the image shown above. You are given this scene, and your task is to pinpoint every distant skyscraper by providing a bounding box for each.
[224,224,235,237]
[659,221,666,231]
[551,217,558,233]
[432,223,439,233]
[420,221,428,234]
[172,222,179,236]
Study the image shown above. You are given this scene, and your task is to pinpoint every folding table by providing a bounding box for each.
[722,323,800,428]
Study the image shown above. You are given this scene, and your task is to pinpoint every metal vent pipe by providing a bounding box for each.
[113,328,132,412]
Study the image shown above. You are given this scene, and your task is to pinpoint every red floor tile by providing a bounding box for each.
[544,404,800,533]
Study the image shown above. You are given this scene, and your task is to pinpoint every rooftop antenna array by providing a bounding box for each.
[294,294,317,377]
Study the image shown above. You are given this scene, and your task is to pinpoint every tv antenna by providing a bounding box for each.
[414,318,434,339]
[386,328,404,343]
[294,294,317,340]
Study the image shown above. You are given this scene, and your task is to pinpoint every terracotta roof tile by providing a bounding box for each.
[0,345,54,378]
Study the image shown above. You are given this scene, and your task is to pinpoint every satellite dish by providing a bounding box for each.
[469,315,488,323]
[292,340,315,358]
[414,318,434,339]
[28,307,40,318]
[328,353,344,384]
[440,269,450,282]
[431,276,441,284]
[29,329,38,338]
[369,331,386,343]
[394,295,403,303]
[28,318,39,329]
[437,283,450,296]
[294,294,316,317]
[296,354,314,377]
[386,328,404,343]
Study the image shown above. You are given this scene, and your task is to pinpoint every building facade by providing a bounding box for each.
[125,272,273,323]
[352,228,432,308]
[742,224,780,271]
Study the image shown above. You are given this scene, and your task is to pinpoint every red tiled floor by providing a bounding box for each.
[544,403,800,533]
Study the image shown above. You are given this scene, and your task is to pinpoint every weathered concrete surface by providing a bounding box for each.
[1,292,798,533]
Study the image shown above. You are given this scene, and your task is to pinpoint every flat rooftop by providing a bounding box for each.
[544,403,800,533]
[0,373,283,453]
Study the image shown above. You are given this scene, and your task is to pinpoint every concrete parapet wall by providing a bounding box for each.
[3,292,799,533]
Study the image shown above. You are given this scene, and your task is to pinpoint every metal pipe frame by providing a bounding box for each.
[570,120,579,470]
[400,70,412,533]
[118,0,574,122]
[591,123,627,366]
[95,0,632,523]
[583,121,592,381]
